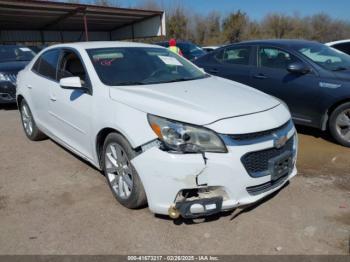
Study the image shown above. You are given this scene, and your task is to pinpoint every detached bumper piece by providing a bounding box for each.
[175,196,223,219]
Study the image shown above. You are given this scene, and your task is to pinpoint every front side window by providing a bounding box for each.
[259,47,300,69]
[216,46,251,65]
[0,46,35,63]
[87,47,208,86]
[58,50,87,85]
[34,49,60,80]
[292,43,350,71]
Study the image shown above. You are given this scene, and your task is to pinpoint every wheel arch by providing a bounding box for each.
[16,94,24,107]
[95,127,142,168]
[322,98,350,130]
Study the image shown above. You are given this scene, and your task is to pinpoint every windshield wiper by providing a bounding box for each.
[115,81,146,86]
[157,75,210,84]
[160,78,195,83]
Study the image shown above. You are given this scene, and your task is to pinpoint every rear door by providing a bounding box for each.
[30,48,60,131]
[197,45,254,86]
[251,46,321,124]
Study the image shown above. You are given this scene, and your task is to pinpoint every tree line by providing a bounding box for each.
[164,7,350,46]
[66,0,350,45]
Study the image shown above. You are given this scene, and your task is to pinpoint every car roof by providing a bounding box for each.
[230,39,321,48]
[326,39,350,46]
[0,44,26,47]
[155,41,194,45]
[45,41,163,51]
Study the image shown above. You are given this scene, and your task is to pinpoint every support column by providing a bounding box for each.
[83,14,88,41]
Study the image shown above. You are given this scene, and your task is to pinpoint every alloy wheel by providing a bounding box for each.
[335,109,350,142]
[105,143,133,199]
[21,104,33,136]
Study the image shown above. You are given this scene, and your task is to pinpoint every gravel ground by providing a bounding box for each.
[0,106,349,255]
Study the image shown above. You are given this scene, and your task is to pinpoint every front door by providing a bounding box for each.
[251,46,321,125]
[49,49,93,159]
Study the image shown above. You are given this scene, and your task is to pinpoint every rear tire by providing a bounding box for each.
[19,100,46,141]
[102,132,147,209]
[329,102,350,147]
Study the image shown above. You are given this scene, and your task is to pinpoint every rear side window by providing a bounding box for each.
[33,49,60,80]
[58,50,87,85]
[215,46,251,65]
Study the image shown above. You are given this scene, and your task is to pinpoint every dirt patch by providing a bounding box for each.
[332,212,350,226]
[60,192,75,206]
[0,195,8,210]
[299,165,350,193]
[334,175,350,192]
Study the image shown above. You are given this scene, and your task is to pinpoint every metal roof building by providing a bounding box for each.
[0,0,166,43]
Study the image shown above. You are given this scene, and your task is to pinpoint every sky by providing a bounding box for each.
[102,0,350,21]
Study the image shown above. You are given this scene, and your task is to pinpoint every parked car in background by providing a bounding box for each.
[202,46,220,52]
[0,45,35,104]
[154,40,206,61]
[326,39,350,55]
[194,39,350,147]
[16,41,297,219]
[28,45,48,54]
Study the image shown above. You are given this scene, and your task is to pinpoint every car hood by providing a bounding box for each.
[0,61,30,73]
[109,76,280,125]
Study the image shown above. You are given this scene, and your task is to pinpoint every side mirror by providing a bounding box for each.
[59,77,83,89]
[287,62,310,74]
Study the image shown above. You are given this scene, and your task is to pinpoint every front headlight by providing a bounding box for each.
[147,114,227,153]
[0,72,11,82]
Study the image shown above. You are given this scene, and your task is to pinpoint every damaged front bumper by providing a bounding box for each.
[131,121,297,218]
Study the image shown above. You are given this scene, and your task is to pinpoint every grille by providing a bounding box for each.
[0,82,16,98]
[229,120,290,141]
[6,73,17,84]
[241,137,294,175]
[246,173,288,196]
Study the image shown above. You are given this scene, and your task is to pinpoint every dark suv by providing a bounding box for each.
[0,45,35,104]
[154,41,206,61]
[194,40,350,147]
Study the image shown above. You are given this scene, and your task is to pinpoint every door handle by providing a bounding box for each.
[50,95,57,102]
[253,74,268,79]
[26,84,32,89]
[208,68,219,74]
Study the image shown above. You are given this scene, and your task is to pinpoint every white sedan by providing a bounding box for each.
[326,39,350,55]
[16,41,297,219]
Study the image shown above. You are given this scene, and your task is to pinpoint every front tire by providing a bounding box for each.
[102,133,147,209]
[329,102,350,147]
[19,100,46,141]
